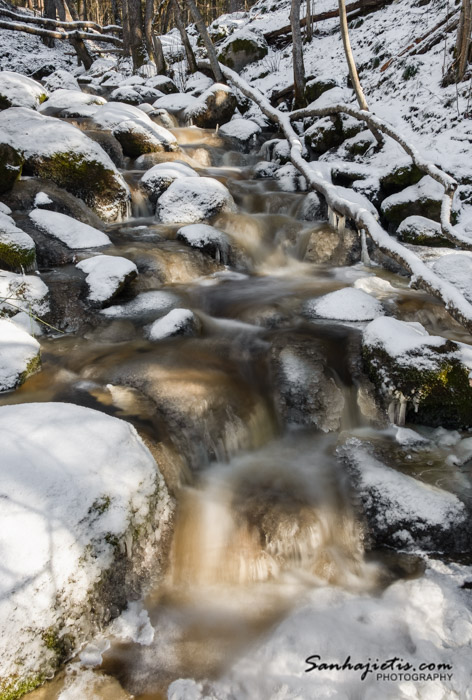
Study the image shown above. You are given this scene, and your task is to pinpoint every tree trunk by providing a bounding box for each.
[173,0,197,73]
[43,0,56,46]
[125,0,148,70]
[185,0,223,81]
[456,0,472,81]
[338,0,368,110]
[291,0,306,108]
[122,0,131,56]
[306,0,313,41]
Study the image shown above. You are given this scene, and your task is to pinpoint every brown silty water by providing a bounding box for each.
[12,125,471,700]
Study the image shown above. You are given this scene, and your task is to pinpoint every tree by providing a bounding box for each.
[173,0,197,74]
[185,0,223,82]
[290,0,306,108]
[122,0,148,69]
[145,0,166,73]
[455,0,471,82]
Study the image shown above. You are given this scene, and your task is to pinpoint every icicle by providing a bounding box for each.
[397,392,408,426]
[360,229,371,267]
[337,214,346,234]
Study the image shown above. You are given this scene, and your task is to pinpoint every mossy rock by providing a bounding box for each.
[113,128,165,158]
[0,238,36,272]
[363,329,472,428]
[305,78,337,104]
[190,87,237,129]
[345,137,373,157]
[0,144,23,194]
[218,32,269,73]
[331,166,367,187]
[380,163,423,196]
[397,215,450,247]
[381,195,442,228]
[23,152,129,221]
[305,116,344,156]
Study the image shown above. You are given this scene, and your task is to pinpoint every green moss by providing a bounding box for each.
[345,138,373,156]
[304,78,337,104]
[114,131,164,158]
[88,495,111,516]
[363,343,472,428]
[41,627,72,665]
[305,117,344,155]
[0,673,45,700]
[0,241,36,272]
[18,352,41,387]
[397,227,450,247]
[219,37,268,70]
[382,196,442,228]
[380,164,423,196]
[0,144,24,194]
[0,94,12,110]
[402,63,419,80]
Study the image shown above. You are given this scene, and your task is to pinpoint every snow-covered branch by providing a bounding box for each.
[216,62,472,333]
[0,7,121,34]
[0,20,123,46]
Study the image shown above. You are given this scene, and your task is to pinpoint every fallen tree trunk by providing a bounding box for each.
[0,7,121,34]
[264,0,391,42]
[215,61,472,334]
[0,20,123,45]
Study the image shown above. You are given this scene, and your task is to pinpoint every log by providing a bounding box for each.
[0,7,121,34]
[215,61,472,334]
[264,0,392,42]
[0,19,123,46]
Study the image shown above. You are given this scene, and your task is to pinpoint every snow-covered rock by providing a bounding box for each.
[42,69,80,92]
[0,108,130,221]
[397,214,449,246]
[109,84,163,105]
[0,402,172,699]
[219,117,261,151]
[217,28,268,72]
[0,319,40,391]
[0,142,23,194]
[184,83,237,129]
[381,176,444,228]
[432,253,472,303]
[76,255,138,307]
[93,101,151,129]
[146,308,201,341]
[145,75,178,94]
[113,117,178,157]
[0,210,36,270]
[176,223,231,264]
[339,437,469,551]
[0,70,47,110]
[153,92,199,116]
[156,177,236,224]
[140,162,199,203]
[0,270,49,317]
[29,209,111,249]
[39,89,106,117]
[306,287,384,322]
[275,163,306,192]
[101,290,179,320]
[362,316,472,427]
[33,191,53,208]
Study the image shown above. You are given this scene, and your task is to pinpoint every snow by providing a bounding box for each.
[0,70,47,109]
[0,402,169,689]
[353,276,397,298]
[10,310,44,337]
[42,69,80,92]
[381,176,444,212]
[140,162,199,200]
[76,255,137,304]
[146,308,198,341]
[152,92,198,114]
[363,317,448,359]
[176,223,228,248]
[0,270,49,317]
[185,558,472,700]
[39,88,106,116]
[156,177,236,224]
[219,118,261,141]
[306,287,385,322]
[397,215,443,240]
[113,117,178,152]
[101,290,179,319]
[29,209,111,249]
[0,318,40,391]
[109,601,155,645]
[0,203,12,215]
[432,254,472,303]
[93,101,152,129]
[33,191,53,207]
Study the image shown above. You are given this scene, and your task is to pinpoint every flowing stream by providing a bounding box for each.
[7,125,472,700]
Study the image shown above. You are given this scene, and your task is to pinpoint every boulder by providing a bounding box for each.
[156,177,236,224]
[176,223,231,264]
[76,255,138,307]
[432,253,472,302]
[140,162,200,203]
[380,162,423,197]
[305,77,338,103]
[42,69,80,92]
[29,209,111,250]
[153,93,199,118]
[39,89,106,117]
[217,29,269,72]
[305,116,344,155]
[101,290,179,321]
[184,84,237,129]
[146,308,201,341]
[381,176,444,229]
[0,143,23,194]
[145,75,178,94]
[0,71,47,110]
[219,118,262,152]
[113,118,179,157]
[339,437,469,553]
[0,210,36,271]
[0,320,40,391]
[397,215,450,246]
[0,108,130,222]
[362,316,472,428]
[305,287,384,322]
[0,402,172,699]
[0,270,49,318]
